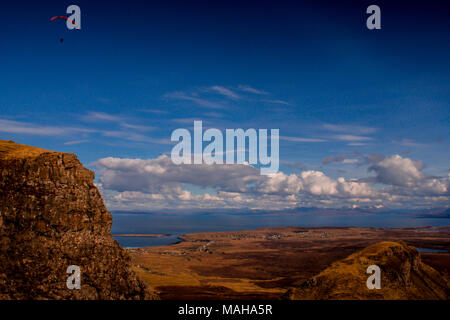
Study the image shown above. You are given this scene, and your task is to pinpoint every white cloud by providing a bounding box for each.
[281,136,327,143]
[208,86,240,99]
[342,159,358,164]
[323,124,378,134]
[119,123,154,131]
[418,178,448,195]
[95,155,264,194]
[395,139,426,147]
[82,111,123,122]
[322,154,359,164]
[348,142,367,146]
[300,171,338,196]
[95,155,380,211]
[164,85,289,111]
[336,177,374,197]
[164,91,226,109]
[369,154,424,187]
[64,139,89,145]
[0,119,94,136]
[368,154,448,196]
[332,134,373,142]
[322,154,345,164]
[237,85,268,95]
[0,113,170,147]
[262,99,292,106]
[257,172,303,195]
[100,130,170,144]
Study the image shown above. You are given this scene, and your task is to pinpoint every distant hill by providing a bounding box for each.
[285,241,449,300]
[416,208,450,219]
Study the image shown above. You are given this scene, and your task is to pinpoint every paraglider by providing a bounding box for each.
[49,5,81,43]
[50,16,79,44]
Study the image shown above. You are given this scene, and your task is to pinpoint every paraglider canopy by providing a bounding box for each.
[50,16,79,29]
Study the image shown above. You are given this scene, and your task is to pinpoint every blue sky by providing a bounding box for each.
[1,0,449,211]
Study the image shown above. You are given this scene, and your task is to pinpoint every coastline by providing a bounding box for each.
[113,233,171,238]
[119,225,450,250]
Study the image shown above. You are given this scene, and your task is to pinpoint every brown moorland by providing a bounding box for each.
[130,226,450,299]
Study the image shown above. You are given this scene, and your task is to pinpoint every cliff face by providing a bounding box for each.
[0,140,156,299]
[286,241,450,300]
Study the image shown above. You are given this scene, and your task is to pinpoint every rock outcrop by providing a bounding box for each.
[286,241,449,300]
[0,140,157,299]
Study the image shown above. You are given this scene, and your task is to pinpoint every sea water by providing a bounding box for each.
[111,212,450,248]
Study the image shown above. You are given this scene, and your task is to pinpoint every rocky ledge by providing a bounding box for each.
[0,140,157,299]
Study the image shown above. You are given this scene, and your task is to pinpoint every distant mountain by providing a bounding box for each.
[285,241,449,300]
[112,206,448,216]
[416,208,450,219]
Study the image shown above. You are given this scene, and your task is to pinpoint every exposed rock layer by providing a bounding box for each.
[0,140,156,299]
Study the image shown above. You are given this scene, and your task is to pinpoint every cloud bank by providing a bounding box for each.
[94,154,448,211]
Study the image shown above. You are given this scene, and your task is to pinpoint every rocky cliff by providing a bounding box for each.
[286,241,449,300]
[0,140,157,299]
